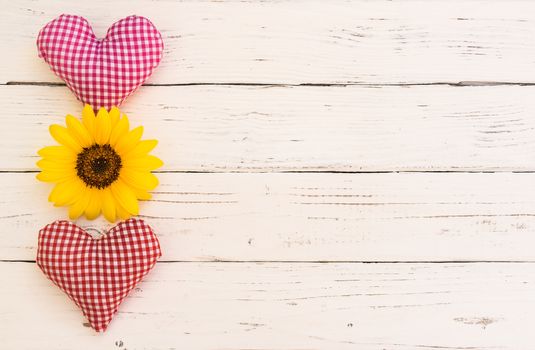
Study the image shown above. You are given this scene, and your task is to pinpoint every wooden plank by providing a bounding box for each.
[1,261,534,349]
[3,84,535,172]
[3,172,535,262]
[3,0,535,85]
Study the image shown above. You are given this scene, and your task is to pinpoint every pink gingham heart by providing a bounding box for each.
[37,14,164,110]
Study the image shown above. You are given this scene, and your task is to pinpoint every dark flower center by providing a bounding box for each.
[76,144,122,189]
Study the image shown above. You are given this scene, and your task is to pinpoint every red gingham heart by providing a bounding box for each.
[37,14,164,110]
[36,218,161,332]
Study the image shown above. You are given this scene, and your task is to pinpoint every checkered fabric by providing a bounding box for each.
[37,14,164,110]
[36,218,161,332]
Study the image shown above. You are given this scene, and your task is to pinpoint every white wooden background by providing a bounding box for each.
[1,0,535,349]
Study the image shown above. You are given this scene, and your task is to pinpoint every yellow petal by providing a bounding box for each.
[101,188,116,222]
[132,188,152,200]
[68,188,91,220]
[82,104,96,135]
[66,114,92,147]
[110,180,139,216]
[49,125,82,152]
[123,139,158,157]
[120,169,159,190]
[109,107,120,128]
[94,108,112,144]
[38,146,76,160]
[115,201,132,220]
[123,155,163,171]
[48,178,83,206]
[109,114,130,146]
[37,170,76,183]
[37,159,75,171]
[115,126,143,156]
[85,189,102,220]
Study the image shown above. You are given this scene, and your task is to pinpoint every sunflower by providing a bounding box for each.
[37,104,163,222]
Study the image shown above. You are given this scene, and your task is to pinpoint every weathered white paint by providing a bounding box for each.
[3,0,535,85]
[2,262,534,350]
[1,0,534,348]
[3,84,535,172]
[2,172,535,262]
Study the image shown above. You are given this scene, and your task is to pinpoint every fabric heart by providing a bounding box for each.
[36,218,161,332]
[37,14,164,110]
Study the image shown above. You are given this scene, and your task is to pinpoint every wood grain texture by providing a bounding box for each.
[3,84,535,172]
[2,262,534,350]
[3,0,535,85]
[2,1,534,348]
[3,172,535,262]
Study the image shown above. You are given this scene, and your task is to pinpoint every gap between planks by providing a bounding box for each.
[6,81,535,87]
[2,260,535,264]
[4,170,535,174]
